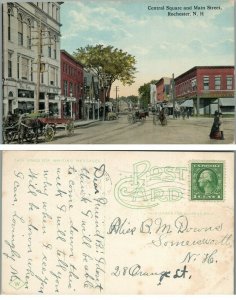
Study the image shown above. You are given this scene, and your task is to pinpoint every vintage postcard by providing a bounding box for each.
[1,151,234,294]
[1,0,235,144]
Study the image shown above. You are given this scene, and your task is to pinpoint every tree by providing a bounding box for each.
[73,45,137,100]
[138,80,158,108]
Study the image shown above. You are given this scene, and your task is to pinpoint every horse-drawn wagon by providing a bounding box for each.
[3,112,74,144]
[107,112,118,121]
[153,108,168,126]
[38,116,74,142]
[127,110,149,124]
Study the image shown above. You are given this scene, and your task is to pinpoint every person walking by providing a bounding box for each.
[219,113,224,140]
[209,111,221,139]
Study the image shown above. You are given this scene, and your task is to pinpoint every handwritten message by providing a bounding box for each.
[3,156,111,294]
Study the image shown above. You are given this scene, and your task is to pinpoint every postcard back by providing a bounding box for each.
[1,151,234,294]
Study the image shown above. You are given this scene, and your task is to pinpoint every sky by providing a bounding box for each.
[60,0,234,97]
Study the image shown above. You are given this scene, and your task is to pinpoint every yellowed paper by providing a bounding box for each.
[1,151,234,294]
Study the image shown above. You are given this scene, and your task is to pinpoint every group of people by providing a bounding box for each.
[173,108,192,119]
[209,111,224,140]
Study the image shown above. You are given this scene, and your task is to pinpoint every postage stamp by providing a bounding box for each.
[191,162,224,200]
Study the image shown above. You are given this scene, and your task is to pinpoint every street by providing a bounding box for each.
[46,114,235,144]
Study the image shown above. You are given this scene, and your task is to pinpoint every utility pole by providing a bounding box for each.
[115,86,119,112]
[172,73,175,119]
[35,20,42,113]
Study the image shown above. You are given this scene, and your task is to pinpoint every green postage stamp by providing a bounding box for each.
[191,162,224,200]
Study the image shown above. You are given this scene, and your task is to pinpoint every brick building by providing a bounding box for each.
[174,66,235,115]
[61,50,84,119]
[156,77,171,103]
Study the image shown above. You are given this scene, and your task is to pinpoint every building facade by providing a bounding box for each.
[61,50,84,120]
[174,66,235,115]
[156,77,171,103]
[150,84,157,107]
[2,2,62,116]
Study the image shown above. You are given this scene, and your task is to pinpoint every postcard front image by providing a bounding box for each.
[2,0,234,144]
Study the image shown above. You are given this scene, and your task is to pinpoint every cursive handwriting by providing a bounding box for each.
[111,264,190,286]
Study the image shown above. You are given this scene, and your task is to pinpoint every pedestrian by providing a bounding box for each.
[219,113,224,140]
[186,109,190,119]
[209,111,221,139]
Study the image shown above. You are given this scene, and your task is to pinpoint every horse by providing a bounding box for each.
[18,114,44,143]
[135,110,149,121]
[3,113,21,143]
[159,109,167,126]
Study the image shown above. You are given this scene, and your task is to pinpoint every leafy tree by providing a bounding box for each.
[138,80,158,108]
[128,95,139,104]
[73,45,137,100]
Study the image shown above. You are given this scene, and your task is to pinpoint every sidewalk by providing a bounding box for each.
[73,119,101,127]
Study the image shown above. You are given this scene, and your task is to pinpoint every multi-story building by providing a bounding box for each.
[156,77,171,103]
[174,66,235,115]
[150,84,157,107]
[2,2,62,116]
[61,50,84,120]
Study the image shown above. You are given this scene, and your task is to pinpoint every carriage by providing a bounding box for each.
[127,110,149,124]
[153,108,168,126]
[38,116,74,142]
[107,111,118,121]
[3,112,74,144]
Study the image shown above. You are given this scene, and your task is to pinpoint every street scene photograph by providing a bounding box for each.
[2,0,235,144]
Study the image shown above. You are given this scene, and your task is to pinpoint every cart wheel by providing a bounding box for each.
[44,125,54,142]
[66,122,74,136]
[3,130,15,144]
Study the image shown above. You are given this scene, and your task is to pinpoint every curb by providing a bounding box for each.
[74,120,101,128]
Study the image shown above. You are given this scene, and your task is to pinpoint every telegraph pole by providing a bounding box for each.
[35,20,42,113]
[172,73,175,118]
[115,86,119,112]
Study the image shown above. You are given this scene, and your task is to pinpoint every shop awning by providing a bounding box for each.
[213,98,235,107]
[180,99,193,107]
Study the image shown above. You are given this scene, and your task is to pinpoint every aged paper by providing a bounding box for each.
[1,151,234,294]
